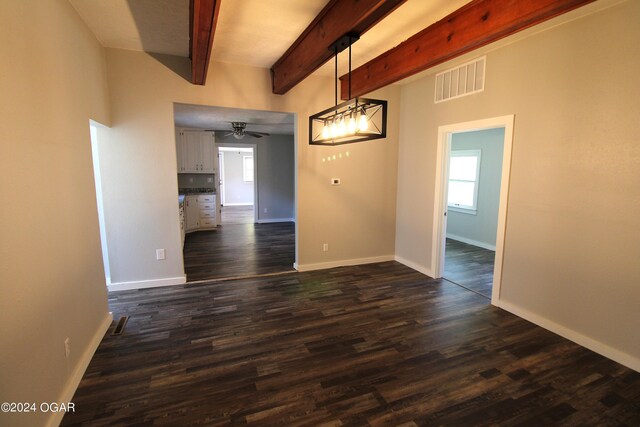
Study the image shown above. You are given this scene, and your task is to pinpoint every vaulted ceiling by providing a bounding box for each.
[70,0,467,77]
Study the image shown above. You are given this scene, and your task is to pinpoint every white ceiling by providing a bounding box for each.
[69,0,190,57]
[174,103,295,135]
[69,0,468,75]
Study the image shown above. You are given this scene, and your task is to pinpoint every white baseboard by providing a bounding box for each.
[394,255,435,278]
[257,218,295,224]
[446,233,496,251]
[224,202,253,206]
[108,276,186,292]
[295,255,394,272]
[496,299,640,373]
[47,312,113,427]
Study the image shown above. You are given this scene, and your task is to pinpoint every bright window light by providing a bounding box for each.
[448,149,481,213]
[243,156,254,182]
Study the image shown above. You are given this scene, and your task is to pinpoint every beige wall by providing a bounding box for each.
[0,0,112,425]
[100,49,400,285]
[395,0,640,368]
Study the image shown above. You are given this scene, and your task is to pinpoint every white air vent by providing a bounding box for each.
[435,57,485,103]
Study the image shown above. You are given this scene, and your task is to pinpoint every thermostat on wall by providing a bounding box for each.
[331,178,341,185]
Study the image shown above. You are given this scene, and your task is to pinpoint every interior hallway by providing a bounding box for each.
[444,238,495,298]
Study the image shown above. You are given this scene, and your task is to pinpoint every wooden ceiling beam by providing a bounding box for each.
[190,0,222,85]
[340,0,595,99]
[271,0,407,95]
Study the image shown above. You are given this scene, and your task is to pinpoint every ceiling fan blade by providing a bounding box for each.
[222,132,234,137]
[245,131,267,138]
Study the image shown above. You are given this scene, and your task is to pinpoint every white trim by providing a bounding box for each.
[295,255,394,272]
[223,202,254,206]
[446,233,496,251]
[496,299,640,373]
[257,218,295,224]
[46,312,113,427]
[108,276,186,292]
[394,255,434,278]
[431,114,515,306]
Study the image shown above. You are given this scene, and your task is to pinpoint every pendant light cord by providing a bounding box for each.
[334,45,338,107]
[348,37,352,100]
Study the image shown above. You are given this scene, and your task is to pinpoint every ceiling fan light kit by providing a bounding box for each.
[222,122,270,139]
[309,34,387,146]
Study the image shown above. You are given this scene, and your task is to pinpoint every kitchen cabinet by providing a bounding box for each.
[198,194,216,229]
[176,129,215,174]
[184,194,217,232]
[185,195,200,231]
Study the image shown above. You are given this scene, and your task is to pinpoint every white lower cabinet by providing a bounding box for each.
[198,194,216,229]
[185,194,217,232]
[185,195,200,231]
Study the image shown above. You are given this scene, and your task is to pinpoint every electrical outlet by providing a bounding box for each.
[207,177,213,183]
[156,249,166,260]
[323,243,329,252]
[64,338,71,359]
[189,177,194,183]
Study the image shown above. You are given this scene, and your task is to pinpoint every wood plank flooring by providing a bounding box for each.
[62,262,640,426]
[183,222,295,282]
[444,238,495,298]
[221,205,254,224]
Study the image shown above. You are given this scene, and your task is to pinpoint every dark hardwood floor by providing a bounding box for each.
[63,262,640,426]
[444,238,495,298]
[221,205,254,224]
[183,222,295,282]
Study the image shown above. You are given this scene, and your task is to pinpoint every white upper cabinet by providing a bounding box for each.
[176,129,215,174]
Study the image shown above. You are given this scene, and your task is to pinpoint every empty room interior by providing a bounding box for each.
[1,0,639,426]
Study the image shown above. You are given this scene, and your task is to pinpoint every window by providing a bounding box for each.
[448,149,481,214]
[243,156,254,182]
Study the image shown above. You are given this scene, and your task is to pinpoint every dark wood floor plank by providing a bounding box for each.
[444,238,495,298]
[183,221,295,281]
[62,262,640,426]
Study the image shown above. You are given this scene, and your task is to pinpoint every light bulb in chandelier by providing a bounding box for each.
[321,121,330,139]
[347,113,357,134]
[330,121,338,138]
[337,117,347,137]
[358,110,369,132]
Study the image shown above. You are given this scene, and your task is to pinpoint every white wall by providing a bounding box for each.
[0,1,112,426]
[99,49,400,283]
[447,128,504,249]
[395,0,640,369]
[221,150,254,205]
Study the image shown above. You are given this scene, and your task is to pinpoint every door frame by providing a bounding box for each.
[218,151,226,206]
[216,143,258,223]
[432,115,515,304]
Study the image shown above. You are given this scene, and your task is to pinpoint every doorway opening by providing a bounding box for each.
[173,103,297,283]
[89,120,111,287]
[218,145,256,224]
[432,115,514,304]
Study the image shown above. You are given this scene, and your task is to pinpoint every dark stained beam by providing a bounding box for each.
[190,0,222,85]
[271,0,407,95]
[340,0,595,98]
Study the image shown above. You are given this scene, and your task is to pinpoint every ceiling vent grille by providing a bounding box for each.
[435,57,485,103]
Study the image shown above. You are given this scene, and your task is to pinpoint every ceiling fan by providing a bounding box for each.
[218,122,270,139]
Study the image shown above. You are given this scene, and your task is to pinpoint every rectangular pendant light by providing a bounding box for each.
[309,97,387,146]
[309,34,388,146]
